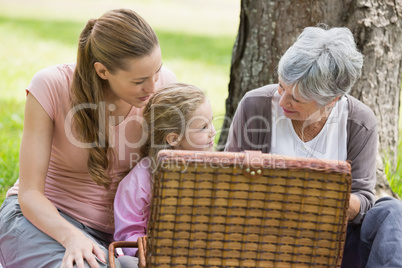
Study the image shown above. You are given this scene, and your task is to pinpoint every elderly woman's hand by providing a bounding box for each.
[347,194,361,221]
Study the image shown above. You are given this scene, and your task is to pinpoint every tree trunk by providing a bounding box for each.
[218,0,402,198]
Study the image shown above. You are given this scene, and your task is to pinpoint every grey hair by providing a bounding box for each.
[278,26,363,106]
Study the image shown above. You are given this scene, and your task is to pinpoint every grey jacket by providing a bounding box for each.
[225,84,377,224]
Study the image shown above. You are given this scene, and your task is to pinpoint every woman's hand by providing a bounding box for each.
[61,232,106,268]
[347,193,361,221]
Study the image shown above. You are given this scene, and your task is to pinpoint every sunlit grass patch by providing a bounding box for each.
[0,16,80,101]
[385,140,402,197]
[0,100,24,203]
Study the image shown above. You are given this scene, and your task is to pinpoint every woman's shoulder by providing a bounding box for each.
[29,63,75,97]
[346,95,377,130]
[27,63,76,120]
[239,84,278,113]
[158,66,177,86]
[244,84,278,99]
[31,63,75,85]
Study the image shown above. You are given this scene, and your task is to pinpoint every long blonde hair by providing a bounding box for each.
[141,83,206,172]
[70,9,159,189]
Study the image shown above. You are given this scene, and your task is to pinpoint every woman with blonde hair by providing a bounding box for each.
[114,83,216,263]
[0,9,176,267]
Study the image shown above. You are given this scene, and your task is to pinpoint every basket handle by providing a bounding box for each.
[138,236,147,267]
[108,241,139,268]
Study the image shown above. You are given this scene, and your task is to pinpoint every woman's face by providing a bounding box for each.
[102,45,163,108]
[277,79,326,121]
[175,100,216,151]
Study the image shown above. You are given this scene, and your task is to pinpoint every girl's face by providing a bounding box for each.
[175,100,216,151]
[102,45,163,108]
[277,78,326,121]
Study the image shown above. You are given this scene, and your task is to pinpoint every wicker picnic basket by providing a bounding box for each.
[143,150,351,268]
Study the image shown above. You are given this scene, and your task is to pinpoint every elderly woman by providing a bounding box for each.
[225,26,402,267]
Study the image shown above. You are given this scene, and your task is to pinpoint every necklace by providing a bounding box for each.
[291,120,321,142]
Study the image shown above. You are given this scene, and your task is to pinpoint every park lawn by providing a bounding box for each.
[0,100,24,201]
[386,140,402,197]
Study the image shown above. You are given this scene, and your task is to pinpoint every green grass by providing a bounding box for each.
[385,140,402,197]
[0,100,24,201]
[0,16,81,101]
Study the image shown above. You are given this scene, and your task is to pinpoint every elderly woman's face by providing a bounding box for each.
[277,80,326,121]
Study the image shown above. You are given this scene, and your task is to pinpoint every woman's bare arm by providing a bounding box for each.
[18,93,105,268]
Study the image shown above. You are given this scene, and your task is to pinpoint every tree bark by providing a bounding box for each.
[218,0,402,198]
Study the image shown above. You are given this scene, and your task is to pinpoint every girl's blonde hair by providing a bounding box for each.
[70,9,159,189]
[141,83,206,171]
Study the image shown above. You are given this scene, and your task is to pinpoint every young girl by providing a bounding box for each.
[0,9,175,267]
[114,83,216,258]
